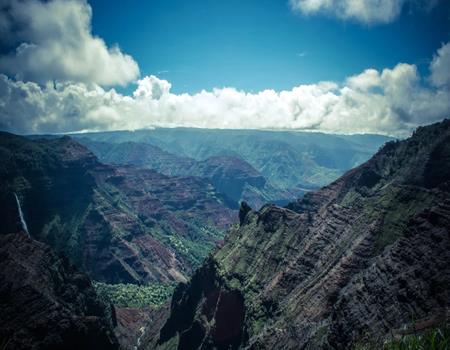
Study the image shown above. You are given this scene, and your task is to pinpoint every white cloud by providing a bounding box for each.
[1,41,450,137]
[346,69,381,91]
[0,0,139,86]
[133,76,172,100]
[0,0,446,137]
[289,0,437,24]
[430,42,450,88]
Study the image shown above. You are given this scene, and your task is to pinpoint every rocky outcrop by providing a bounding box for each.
[147,120,450,350]
[239,201,252,226]
[156,258,246,350]
[0,232,118,350]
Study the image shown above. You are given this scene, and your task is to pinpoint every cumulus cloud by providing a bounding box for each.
[133,76,172,100]
[430,42,450,87]
[1,42,450,137]
[0,0,139,86]
[289,0,438,24]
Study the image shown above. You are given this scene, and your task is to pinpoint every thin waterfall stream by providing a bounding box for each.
[14,193,30,237]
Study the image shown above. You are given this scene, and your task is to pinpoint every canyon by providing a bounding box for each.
[1,123,448,349]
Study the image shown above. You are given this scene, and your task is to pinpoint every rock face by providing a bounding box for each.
[0,232,118,350]
[148,120,450,350]
[0,132,236,285]
[114,307,154,350]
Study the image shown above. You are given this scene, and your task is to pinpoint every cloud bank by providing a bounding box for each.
[1,41,449,137]
[0,0,448,137]
[289,0,438,24]
[0,0,139,86]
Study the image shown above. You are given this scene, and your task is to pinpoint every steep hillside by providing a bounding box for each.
[147,120,450,350]
[77,139,302,209]
[0,133,236,286]
[0,232,118,350]
[74,129,392,189]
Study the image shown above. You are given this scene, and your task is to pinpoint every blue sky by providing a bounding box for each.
[89,0,450,94]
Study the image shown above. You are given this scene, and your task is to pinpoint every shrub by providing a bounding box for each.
[93,282,175,308]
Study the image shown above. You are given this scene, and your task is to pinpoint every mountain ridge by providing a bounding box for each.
[146,119,450,350]
[73,128,392,190]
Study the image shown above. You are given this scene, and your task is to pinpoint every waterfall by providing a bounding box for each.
[14,193,30,237]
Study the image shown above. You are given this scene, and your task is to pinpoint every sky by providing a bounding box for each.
[88,0,450,94]
[0,0,449,136]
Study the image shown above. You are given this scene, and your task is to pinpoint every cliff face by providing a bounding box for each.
[0,232,118,350]
[0,133,236,285]
[149,120,450,350]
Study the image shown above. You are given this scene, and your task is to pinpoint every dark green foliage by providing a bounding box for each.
[94,282,175,308]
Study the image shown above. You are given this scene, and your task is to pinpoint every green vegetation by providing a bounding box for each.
[148,217,225,271]
[168,234,213,268]
[93,282,175,308]
[356,327,450,350]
